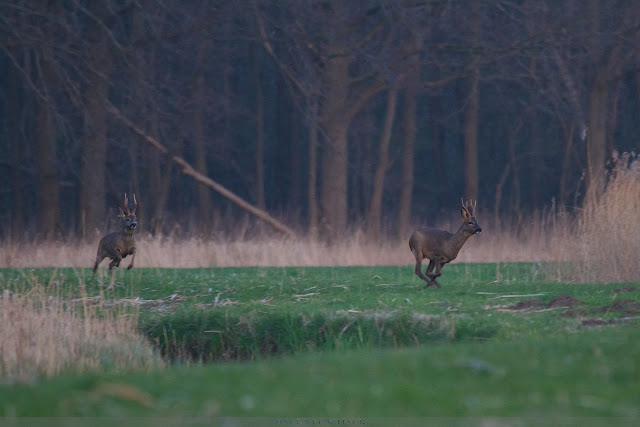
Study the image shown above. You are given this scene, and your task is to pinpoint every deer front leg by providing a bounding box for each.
[127,247,136,270]
[412,251,431,284]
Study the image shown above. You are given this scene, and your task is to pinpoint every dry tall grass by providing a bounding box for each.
[552,152,640,283]
[0,221,560,269]
[0,275,163,383]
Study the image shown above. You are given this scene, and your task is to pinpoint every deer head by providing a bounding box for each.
[118,193,138,230]
[460,199,482,235]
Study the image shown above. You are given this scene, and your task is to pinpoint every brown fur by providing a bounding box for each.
[409,199,482,288]
[93,194,138,278]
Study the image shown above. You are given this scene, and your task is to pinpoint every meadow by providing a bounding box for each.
[0,264,639,422]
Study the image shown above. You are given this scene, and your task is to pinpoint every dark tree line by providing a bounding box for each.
[1,0,640,240]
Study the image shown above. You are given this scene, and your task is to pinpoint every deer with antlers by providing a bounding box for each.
[409,199,482,288]
[93,194,138,279]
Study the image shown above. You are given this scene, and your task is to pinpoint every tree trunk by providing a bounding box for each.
[79,4,113,236]
[193,39,213,230]
[432,93,448,207]
[79,76,110,236]
[367,90,398,237]
[8,62,24,237]
[252,44,266,209]
[528,109,542,209]
[319,55,350,235]
[559,120,576,208]
[463,68,480,201]
[586,73,608,198]
[606,80,620,157]
[397,88,417,235]
[463,3,481,202]
[308,100,319,238]
[35,90,59,239]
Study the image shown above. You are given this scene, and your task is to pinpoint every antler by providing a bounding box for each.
[123,194,130,215]
[468,199,477,216]
[130,193,137,215]
[461,198,478,216]
[123,193,137,215]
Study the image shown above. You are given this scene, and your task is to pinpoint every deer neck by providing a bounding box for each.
[122,228,136,241]
[446,224,473,259]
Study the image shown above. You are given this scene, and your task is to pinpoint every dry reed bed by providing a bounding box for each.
[557,152,640,283]
[0,279,163,383]
[0,225,560,269]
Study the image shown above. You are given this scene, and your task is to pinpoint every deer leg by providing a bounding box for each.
[424,260,439,287]
[413,253,431,284]
[108,250,123,272]
[92,255,105,277]
[430,260,444,288]
[105,253,122,290]
[127,247,136,270]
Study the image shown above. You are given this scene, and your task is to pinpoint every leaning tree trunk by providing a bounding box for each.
[107,103,297,239]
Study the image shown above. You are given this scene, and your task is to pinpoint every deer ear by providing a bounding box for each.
[118,207,126,218]
[461,207,471,220]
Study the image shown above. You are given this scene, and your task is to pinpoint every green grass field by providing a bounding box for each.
[1,263,639,421]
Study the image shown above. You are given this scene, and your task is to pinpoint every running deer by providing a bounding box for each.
[93,194,138,278]
[409,199,482,288]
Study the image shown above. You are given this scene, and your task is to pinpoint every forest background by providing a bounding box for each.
[1,0,639,257]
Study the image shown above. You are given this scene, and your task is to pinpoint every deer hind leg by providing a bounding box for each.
[108,250,123,272]
[105,254,122,290]
[127,247,136,270]
[428,259,444,288]
[92,254,105,277]
[423,260,439,288]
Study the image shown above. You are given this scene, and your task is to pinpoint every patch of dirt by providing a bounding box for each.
[596,299,640,316]
[548,296,582,307]
[561,309,588,318]
[614,286,638,293]
[508,300,546,310]
[507,295,582,311]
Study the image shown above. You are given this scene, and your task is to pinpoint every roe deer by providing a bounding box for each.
[409,199,482,288]
[93,193,138,279]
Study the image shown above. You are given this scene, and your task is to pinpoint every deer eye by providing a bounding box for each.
[468,221,474,225]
